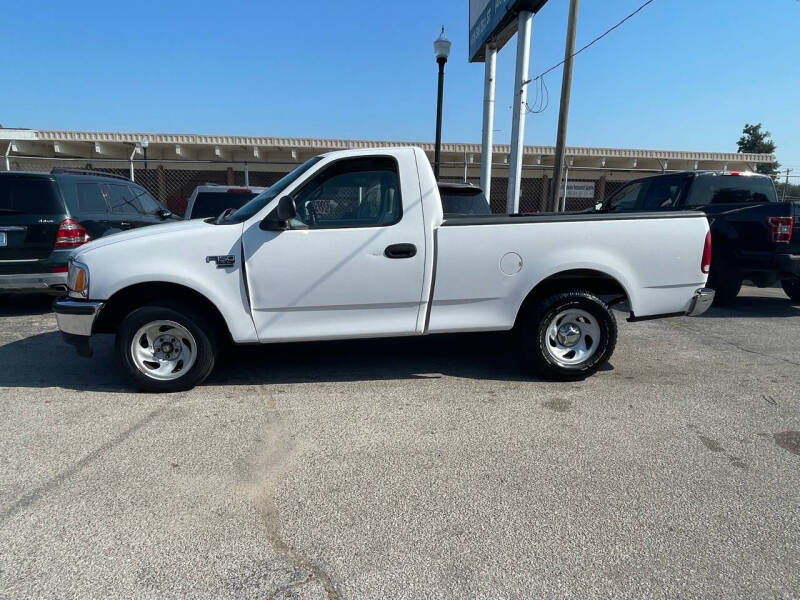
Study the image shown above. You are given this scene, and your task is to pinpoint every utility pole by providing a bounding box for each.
[782,168,792,202]
[549,0,580,212]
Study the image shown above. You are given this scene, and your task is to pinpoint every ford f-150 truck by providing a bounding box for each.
[53,147,714,392]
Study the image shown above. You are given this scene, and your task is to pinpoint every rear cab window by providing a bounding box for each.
[685,175,778,206]
[0,176,63,215]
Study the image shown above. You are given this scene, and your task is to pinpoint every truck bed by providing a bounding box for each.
[429,210,709,333]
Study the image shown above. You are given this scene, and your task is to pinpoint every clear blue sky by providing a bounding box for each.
[1,0,798,169]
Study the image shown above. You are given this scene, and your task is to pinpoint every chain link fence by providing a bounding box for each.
[6,156,658,216]
[441,169,640,214]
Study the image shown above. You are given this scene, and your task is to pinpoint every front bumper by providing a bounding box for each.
[0,272,68,292]
[686,287,715,317]
[52,296,105,357]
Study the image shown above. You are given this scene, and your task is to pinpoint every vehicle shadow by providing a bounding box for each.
[210,332,538,386]
[0,294,57,317]
[0,330,562,392]
[697,295,800,319]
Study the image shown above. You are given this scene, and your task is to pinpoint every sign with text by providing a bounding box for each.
[469,0,549,62]
[559,182,596,199]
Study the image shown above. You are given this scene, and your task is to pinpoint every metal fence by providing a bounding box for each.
[6,155,663,216]
[441,170,639,214]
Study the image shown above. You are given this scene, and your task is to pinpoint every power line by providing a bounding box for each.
[525,0,656,114]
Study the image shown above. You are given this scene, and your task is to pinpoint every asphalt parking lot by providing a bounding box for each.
[0,286,798,599]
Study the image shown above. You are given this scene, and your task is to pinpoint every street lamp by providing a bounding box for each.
[141,137,149,170]
[433,27,451,180]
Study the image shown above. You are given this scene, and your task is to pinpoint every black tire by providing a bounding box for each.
[116,304,218,393]
[520,290,617,381]
[782,278,800,303]
[707,253,742,306]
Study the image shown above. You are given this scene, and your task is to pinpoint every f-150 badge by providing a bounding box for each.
[206,255,236,268]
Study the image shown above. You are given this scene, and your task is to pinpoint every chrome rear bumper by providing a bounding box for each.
[687,287,715,317]
[0,272,67,291]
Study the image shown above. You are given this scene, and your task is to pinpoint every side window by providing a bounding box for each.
[605,182,645,212]
[641,175,688,211]
[290,157,401,228]
[75,183,108,212]
[105,183,141,214]
[131,186,162,214]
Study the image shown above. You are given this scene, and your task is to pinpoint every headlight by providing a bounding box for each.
[67,260,90,298]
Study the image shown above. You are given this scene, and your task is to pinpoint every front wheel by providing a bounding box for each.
[520,290,617,381]
[116,304,217,393]
[782,278,800,303]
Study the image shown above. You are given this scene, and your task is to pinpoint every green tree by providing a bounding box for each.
[737,123,780,176]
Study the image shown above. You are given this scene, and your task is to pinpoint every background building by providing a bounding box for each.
[0,128,774,215]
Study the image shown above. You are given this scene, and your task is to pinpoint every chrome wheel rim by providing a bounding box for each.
[544,308,601,369]
[130,320,197,381]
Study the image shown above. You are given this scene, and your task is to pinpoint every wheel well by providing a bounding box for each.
[93,282,230,341]
[514,269,629,327]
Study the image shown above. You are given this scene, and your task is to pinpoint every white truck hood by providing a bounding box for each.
[72,219,218,259]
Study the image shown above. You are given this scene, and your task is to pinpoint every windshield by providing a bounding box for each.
[224,157,324,223]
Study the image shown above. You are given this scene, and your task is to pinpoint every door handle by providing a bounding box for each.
[384,243,417,259]
[119,222,133,229]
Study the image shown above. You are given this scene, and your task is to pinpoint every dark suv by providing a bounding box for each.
[0,169,173,293]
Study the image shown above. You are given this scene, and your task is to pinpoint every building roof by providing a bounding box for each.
[0,128,774,173]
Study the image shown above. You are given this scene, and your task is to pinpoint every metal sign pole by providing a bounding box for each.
[480,44,497,205]
[507,11,533,214]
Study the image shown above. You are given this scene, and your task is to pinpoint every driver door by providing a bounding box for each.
[241,154,427,342]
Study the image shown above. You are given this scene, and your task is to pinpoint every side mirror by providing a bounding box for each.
[275,196,296,221]
[260,196,296,231]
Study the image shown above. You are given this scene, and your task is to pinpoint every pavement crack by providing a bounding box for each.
[266,571,314,600]
[0,403,168,525]
[260,499,340,600]
[245,418,339,600]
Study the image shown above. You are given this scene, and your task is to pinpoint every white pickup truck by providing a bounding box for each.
[53,147,714,392]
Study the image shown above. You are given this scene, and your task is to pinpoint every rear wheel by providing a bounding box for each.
[782,278,800,303]
[116,304,217,393]
[520,290,617,381]
[707,254,742,306]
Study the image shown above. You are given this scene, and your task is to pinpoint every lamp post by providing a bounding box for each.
[433,27,451,180]
[141,137,149,170]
